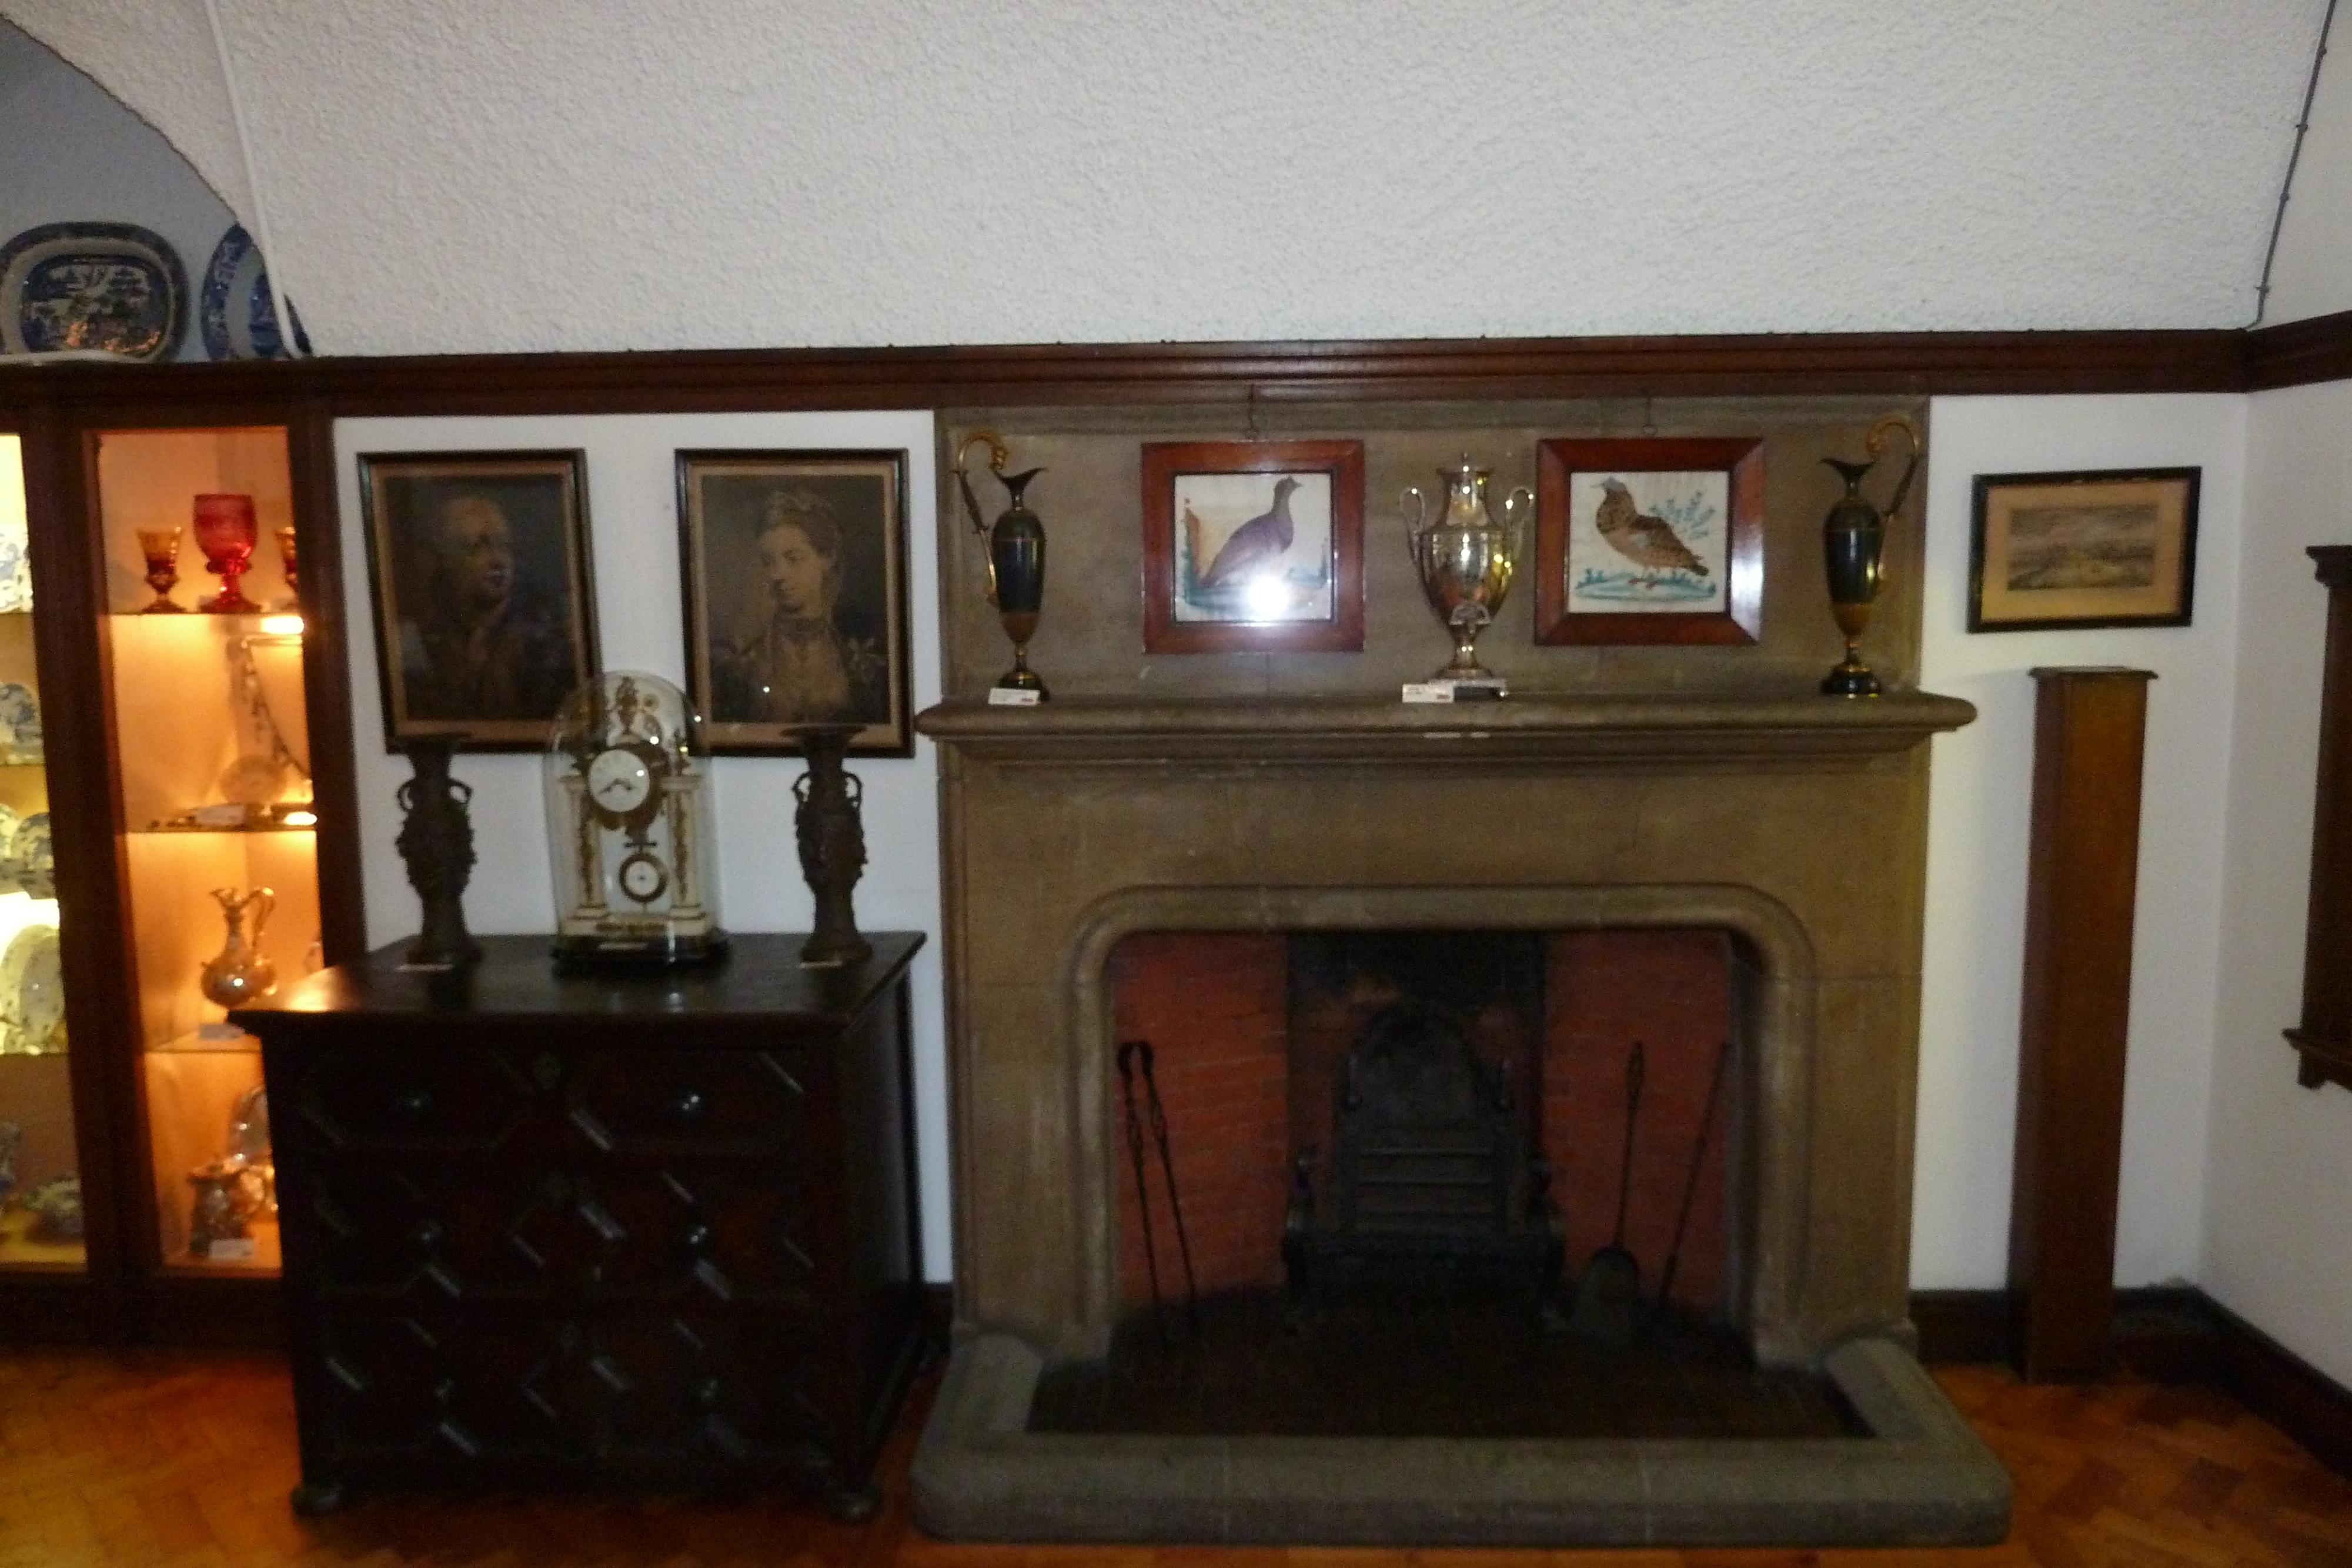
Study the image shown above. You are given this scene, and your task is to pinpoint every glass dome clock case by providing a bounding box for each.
[544,671,726,967]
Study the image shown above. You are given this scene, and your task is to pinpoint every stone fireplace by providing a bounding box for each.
[909,400,2006,1545]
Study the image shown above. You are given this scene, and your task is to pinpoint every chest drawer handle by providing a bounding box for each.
[413,1219,446,1253]
[394,1088,434,1122]
[671,1088,707,1121]
[683,1222,713,1253]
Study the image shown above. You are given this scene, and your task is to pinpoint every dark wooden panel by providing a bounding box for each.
[2008,668,2154,1383]
[2288,547,2352,1092]
[288,401,369,968]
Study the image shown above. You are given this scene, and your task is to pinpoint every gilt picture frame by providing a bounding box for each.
[676,449,911,756]
[1969,467,2200,631]
[1140,440,1365,654]
[358,450,599,752]
[1534,437,1765,646]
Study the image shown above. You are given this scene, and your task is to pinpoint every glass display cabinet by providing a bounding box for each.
[0,382,362,1343]
[95,427,313,1275]
[0,434,83,1278]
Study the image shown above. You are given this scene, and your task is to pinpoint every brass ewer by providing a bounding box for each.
[1404,456,1532,687]
[954,431,1048,700]
[1818,414,1922,698]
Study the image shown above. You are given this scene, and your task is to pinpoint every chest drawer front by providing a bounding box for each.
[298,1047,535,1152]
[314,1310,584,1463]
[566,1048,817,1158]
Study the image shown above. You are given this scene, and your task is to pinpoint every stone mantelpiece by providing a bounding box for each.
[919,690,1974,1365]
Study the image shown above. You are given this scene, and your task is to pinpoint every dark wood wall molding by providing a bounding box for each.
[1912,1287,2352,1484]
[0,328,2262,415]
[2247,307,2352,390]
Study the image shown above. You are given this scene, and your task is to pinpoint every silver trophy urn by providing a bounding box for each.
[1404,456,1532,690]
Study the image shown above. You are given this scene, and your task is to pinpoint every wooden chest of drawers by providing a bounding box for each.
[234,933,926,1517]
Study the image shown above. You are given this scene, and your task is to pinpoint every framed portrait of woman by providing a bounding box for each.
[676,449,912,756]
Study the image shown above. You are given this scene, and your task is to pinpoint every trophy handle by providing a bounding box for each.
[1401,485,1428,567]
[1499,485,1535,544]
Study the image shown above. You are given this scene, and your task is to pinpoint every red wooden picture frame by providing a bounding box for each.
[1140,440,1364,654]
[1534,437,1764,646]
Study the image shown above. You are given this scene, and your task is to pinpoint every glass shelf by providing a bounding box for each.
[148,1025,259,1055]
[136,816,318,835]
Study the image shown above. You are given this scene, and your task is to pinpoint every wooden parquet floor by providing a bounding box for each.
[1,1350,2348,1567]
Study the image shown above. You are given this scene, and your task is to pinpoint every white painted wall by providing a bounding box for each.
[2204,380,2352,1386]
[2263,12,2352,325]
[0,18,235,362]
[1912,396,2247,1290]
[1,1,2326,353]
[332,413,952,1279]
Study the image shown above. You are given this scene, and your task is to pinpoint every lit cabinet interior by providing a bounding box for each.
[95,428,313,1273]
[0,435,80,1272]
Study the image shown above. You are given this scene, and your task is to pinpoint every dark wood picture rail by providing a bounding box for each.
[0,326,2297,413]
[1,309,2347,411]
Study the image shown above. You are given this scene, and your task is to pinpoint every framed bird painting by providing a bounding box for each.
[1533,437,1765,645]
[1140,440,1365,654]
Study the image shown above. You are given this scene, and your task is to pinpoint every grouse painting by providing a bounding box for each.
[1593,477,1708,577]
[1197,476,1301,591]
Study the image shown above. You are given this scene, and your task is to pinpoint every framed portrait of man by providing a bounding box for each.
[358,450,600,751]
[676,449,911,756]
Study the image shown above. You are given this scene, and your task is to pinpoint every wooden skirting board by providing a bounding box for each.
[1912,1286,2352,1483]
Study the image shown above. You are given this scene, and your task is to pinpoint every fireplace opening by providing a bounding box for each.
[1028,928,1860,1440]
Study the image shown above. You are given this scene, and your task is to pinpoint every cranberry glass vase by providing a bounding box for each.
[192,493,261,614]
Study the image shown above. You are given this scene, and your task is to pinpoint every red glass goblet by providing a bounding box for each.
[192,494,261,614]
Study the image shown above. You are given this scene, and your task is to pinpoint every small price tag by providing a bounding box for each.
[1401,683,1456,704]
[193,803,248,827]
[987,687,1042,707]
[205,1238,257,1262]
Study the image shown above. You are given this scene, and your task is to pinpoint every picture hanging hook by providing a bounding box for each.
[1642,394,1658,438]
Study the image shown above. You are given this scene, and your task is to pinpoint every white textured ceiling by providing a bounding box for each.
[1,1,2330,355]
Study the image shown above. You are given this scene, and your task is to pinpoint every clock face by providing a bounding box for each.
[586,747,653,818]
[617,850,670,905]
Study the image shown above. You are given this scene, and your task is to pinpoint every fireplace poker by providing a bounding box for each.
[1656,1038,1732,1310]
[1117,1039,1200,1340]
[1568,1038,1645,1346]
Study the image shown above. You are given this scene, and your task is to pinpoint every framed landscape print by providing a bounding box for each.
[358,450,599,751]
[1969,468,2200,631]
[1534,437,1764,645]
[676,449,911,755]
[1140,440,1364,654]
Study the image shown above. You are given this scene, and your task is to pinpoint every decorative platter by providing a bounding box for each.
[0,923,64,1054]
[11,814,51,901]
[0,682,40,764]
[199,225,308,360]
[0,222,185,361]
[0,502,29,614]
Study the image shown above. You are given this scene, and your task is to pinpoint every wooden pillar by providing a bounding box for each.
[2288,547,2352,1092]
[2009,667,2154,1383]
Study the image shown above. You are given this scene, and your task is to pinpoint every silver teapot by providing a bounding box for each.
[1404,456,1532,684]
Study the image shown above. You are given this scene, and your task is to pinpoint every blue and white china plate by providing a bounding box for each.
[0,683,38,764]
[0,924,63,1054]
[11,814,51,902]
[200,226,308,361]
[0,223,185,361]
[0,503,28,614]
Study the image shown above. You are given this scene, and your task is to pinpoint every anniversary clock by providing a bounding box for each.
[544,670,727,967]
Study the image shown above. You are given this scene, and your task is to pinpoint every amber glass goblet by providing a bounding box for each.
[192,494,260,614]
[134,526,187,613]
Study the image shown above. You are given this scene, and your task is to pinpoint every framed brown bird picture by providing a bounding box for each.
[1140,440,1365,654]
[1534,437,1765,646]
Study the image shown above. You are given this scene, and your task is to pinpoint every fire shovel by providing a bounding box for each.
[1568,1039,1645,1346]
